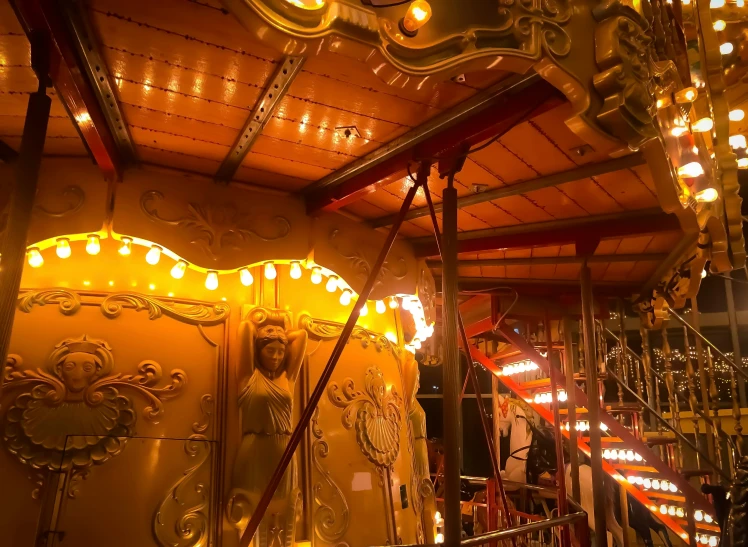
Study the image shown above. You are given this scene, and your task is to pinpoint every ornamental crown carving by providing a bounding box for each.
[2,335,186,472]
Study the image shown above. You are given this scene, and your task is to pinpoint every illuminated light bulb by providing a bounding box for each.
[656,97,671,109]
[290,261,302,279]
[704,514,713,523]
[694,187,719,203]
[643,478,652,489]
[720,42,734,55]
[558,391,567,402]
[729,109,744,122]
[601,422,609,431]
[676,507,685,518]
[401,298,411,311]
[695,511,704,522]
[609,449,618,460]
[635,452,643,461]
[340,289,352,306]
[534,394,542,404]
[660,480,670,492]
[118,237,132,256]
[738,158,748,169]
[376,300,386,314]
[414,339,422,349]
[27,247,43,268]
[171,260,188,279]
[669,482,678,493]
[636,476,644,485]
[711,0,725,7]
[86,234,101,255]
[714,19,727,31]
[702,268,708,279]
[310,267,322,284]
[435,533,444,544]
[729,134,746,149]
[240,267,254,286]
[627,450,635,461]
[709,537,717,547]
[692,117,714,132]
[652,479,661,490]
[56,238,71,259]
[675,87,698,103]
[603,449,611,459]
[326,275,338,293]
[628,475,637,484]
[678,161,704,178]
[671,125,689,137]
[284,0,325,9]
[359,301,368,316]
[400,0,432,35]
[264,262,277,280]
[738,0,745,6]
[389,296,399,309]
[205,271,219,291]
[700,536,709,545]
[435,511,442,523]
[668,506,676,516]
[660,505,668,515]
[145,245,162,265]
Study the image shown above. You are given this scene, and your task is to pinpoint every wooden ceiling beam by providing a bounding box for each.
[215,56,304,182]
[370,153,646,228]
[426,253,668,268]
[11,0,128,179]
[302,73,564,214]
[413,210,681,258]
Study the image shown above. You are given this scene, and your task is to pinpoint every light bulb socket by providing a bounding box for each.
[398,17,418,37]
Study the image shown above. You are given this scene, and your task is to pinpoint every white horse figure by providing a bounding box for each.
[566,463,624,547]
[496,394,531,485]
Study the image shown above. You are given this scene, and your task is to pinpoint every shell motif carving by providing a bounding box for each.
[2,335,187,472]
[140,190,291,260]
[328,366,402,468]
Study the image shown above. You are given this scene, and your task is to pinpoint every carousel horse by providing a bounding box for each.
[495,394,532,486]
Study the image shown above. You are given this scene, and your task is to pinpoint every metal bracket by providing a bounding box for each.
[62,0,137,165]
[215,55,305,182]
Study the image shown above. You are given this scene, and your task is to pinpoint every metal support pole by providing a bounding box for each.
[562,317,580,505]
[545,317,571,547]
[441,167,462,547]
[580,263,608,546]
[691,299,716,464]
[725,275,747,406]
[0,30,51,381]
[239,179,422,547]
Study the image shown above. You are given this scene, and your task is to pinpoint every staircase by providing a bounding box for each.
[467,322,725,546]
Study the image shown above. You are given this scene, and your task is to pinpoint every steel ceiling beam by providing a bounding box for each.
[216,56,304,182]
[0,140,18,163]
[370,153,646,228]
[437,277,639,297]
[11,0,125,179]
[413,210,682,257]
[426,253,668,268]
[302,73,564,214]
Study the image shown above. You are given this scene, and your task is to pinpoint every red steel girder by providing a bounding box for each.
[11,0,122,179]
[303,76,563,214]
[415,211,682,258]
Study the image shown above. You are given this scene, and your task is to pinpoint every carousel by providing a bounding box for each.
[0,0,746,546]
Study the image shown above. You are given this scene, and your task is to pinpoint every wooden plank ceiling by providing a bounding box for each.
[0,0,684,291]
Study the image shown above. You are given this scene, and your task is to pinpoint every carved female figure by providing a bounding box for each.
[227,308,307,547]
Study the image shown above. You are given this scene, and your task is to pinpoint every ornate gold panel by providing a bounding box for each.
[0,289,228,547]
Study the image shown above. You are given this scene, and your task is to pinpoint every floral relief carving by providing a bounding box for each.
[17,289,81,316]
[2,335,187,472]
[101,293,230,325]
[140,190,291,260]
[298,313,400,359]
[502,0,572,58]
[153,394,214,547]
[310,407,350,543]
[327,366,402,468]
[329,229,407,289]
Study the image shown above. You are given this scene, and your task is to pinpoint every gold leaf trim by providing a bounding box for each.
[17,289,82,316]
[101,293,229,325]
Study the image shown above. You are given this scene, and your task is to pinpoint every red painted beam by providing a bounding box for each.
[415,211,681,257]
[11,0,121,179]
[303,77,563,214]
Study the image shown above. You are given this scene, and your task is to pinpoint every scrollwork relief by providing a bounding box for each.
[140,190,290,260]
[2,335,187,473]
[327,366,402,468]
[33,185,85,218]
[101,293,230,325]
[17,289,81,316]
[153,395,214,547]
[329,229,407,288]
[298,313,400,360]
[311,407,350,543]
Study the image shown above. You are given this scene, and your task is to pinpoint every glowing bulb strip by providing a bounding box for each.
[497,359,539,376]
[532,390,567,404]
[603,449,642,462]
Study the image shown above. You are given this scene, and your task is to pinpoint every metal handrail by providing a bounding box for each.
[603,326,739,460]
[372,512,587,547]
[667,309,748,383]
[606,369,730,481]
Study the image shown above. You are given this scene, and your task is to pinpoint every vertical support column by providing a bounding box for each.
[615,304,631,547]
[580,263,608,546]
[661,323,684,468]
[0,31,51,380]
[691,299,715,463]
[563,317,581,504]
[441,173,462,547]
[725,276,745,454]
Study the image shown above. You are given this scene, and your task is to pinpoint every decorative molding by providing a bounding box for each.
[153,394,213,547]
[101,293,230,325]
[17,289,82,316]
[329,228,407,289]
[311,407,350,543]
[33,185,85,218]
[298,313,401,359]
[3,336,186,473]
[140,190,291,260]
[327,366,402,468]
